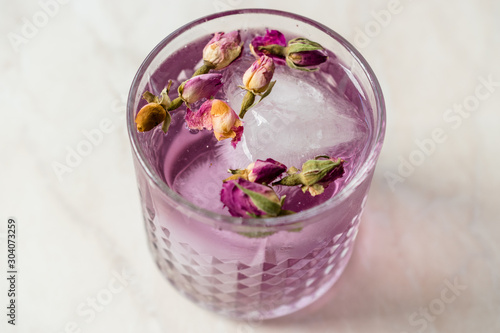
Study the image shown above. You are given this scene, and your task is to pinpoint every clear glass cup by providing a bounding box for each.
[127,9,385,320]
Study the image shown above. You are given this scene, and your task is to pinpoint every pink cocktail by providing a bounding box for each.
[127,9,385,319]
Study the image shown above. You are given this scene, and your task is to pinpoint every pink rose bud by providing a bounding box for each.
[203,31,243,70]
[250,29,287,64]
[248,158,287,183]
[239,55,277,118]
[242,55,275,93]
[221,178,284,218]
[285,38,328,71]
[179,73,223,105]
[226,158,287,184]
[287,50,328,67]
[185,99,243,148]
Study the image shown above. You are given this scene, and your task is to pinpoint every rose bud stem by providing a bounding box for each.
[192,61,217,77]
[239,91,255,118]
[167,97,183,111]
[258,44,286,57]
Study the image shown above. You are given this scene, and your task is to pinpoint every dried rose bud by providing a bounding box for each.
[185,99,243,148]
[274,156,344,196]
[226,158,287,184]
[136,85,176,133]
[315,158,345,185]
[287,50,327,67]
[285,38,328,71]
[248,158,287,183]
[210,100,243,147]
[239,55,277,118]
[250,29,287,64]
[221,178,286,218]
[251,31,328,72]
[242,55,275,93]
[178,73,223,106]
[202,31,242,70]
[135,103,166,132]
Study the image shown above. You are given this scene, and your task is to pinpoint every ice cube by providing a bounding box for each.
[218,55,369,169]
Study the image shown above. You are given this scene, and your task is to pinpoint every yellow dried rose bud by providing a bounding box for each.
[135,103,166,132]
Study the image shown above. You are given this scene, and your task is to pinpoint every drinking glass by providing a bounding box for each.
[127,8,385,320]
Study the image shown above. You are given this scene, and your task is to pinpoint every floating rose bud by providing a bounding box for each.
[251,31,328,72]
[211,100,243,147]
[274,156,344,196]
[185,99,243,148]
[287,50,328,67]
[239,55,276,118]
[135,84,176,133]
[242,55,275,93]
[248,158,287,183]
[135,103,166,132]
[300,156,344,195]
[226,158,287,184]
[199,31,242,73]
[285,38,328,71]
[178,73,223,106]
[221,178,287,218]
[314,157,344,185]
[250,29,287,64]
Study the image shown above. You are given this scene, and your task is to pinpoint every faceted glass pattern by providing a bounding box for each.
[139,183,364,318]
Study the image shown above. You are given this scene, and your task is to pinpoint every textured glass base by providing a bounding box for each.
[144,210,360,320]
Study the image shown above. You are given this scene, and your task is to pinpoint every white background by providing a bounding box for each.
[1,0,499,332]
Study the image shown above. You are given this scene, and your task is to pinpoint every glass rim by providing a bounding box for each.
[127,8,386,230]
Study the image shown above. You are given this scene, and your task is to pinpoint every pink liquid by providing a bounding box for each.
[137,31,372,216]
[134,30,376,318]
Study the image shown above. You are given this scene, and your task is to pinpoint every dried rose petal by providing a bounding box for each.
[230,124,244,148]
[185,101,213,130]
[250,29,287,64]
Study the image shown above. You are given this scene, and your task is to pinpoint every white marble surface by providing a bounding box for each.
[1,0,499,332]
